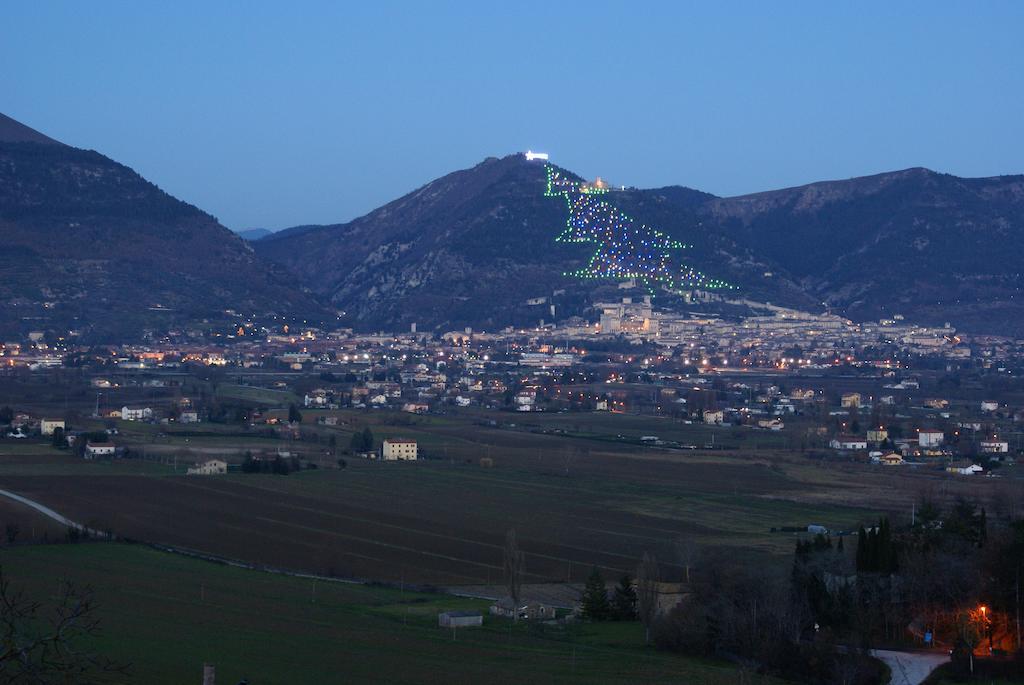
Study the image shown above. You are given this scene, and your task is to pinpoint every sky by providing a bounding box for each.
[2,2,1023,231]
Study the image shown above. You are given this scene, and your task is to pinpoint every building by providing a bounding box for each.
[840,393,861,409]
[187,459,227,475]
[703,409,724,425]
[121,406,153,421]
[918,430,944,448]
[872,453,904,466]
[40,418,65,436]
[946,461,984,476]
[85,442,116,459]
[981,400,1000,413]
[179,411,200,424]
[866,428,888,443]
[489,599,557,621]
[980,440,1010,454]
[829,436,868,450]
[382,438,418,461]
[438,611,483,628]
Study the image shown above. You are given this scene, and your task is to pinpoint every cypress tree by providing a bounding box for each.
[581,567,611,621]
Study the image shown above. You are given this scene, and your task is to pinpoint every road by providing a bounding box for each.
[872,649,948,685]
[0,487,108,537]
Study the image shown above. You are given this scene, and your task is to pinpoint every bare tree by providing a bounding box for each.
[637,552,661,644]
[503,528,525,622]
[674,536,701,584]
[0,568,127,682]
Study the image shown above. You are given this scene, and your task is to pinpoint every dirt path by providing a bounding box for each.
[872,649,948,685]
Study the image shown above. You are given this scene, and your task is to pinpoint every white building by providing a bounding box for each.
[85,442,116,459]
[180,411,200,424]
[830,436,868,450]
[981,400,1000,413]
[980,440,1010,454]
[187,459,227,475]
[703,410,724,425]
[918,430,944,448]
[40,418,65,436]
[382,439,418,461]
[121,406,153,421]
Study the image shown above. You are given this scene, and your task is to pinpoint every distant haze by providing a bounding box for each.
[2,3,1022,229]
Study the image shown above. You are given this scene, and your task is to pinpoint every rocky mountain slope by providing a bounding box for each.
[259,155,1024,335]
[0,115,328,340]
[256,155,806,331]
[705,168,1024,333]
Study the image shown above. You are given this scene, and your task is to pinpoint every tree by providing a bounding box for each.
[0,568,125,681]
[674,536,701,584]
[288,403,303,424]
[581,567,611,621]
[51,426,65,449]
[637,552,661,644]
[611,574,637,620]
[503,529,525,622]
[361,427,374,452]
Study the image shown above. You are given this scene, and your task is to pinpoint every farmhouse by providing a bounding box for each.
[85,442,116,459]
[489,599,557,621]
[980,440,1009,454]
[829,436,868,450]
[382,438,418,461]
[187,459,227,475]
[179,411,200,424]
[40,418,65,436]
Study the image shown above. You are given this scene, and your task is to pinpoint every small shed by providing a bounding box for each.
[438,611,483,628]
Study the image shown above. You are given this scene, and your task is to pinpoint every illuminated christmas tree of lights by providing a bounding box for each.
[545,165,731,292]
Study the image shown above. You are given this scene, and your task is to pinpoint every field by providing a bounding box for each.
[0,409,1017,587]
[0,542,788,684]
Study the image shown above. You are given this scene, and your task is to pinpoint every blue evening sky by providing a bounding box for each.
[2,2,1022,230]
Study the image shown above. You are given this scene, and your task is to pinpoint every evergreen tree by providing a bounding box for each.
[580,567,610,621]
[361,427,374,452]
[288,403,303,424]
[611,574,637,620]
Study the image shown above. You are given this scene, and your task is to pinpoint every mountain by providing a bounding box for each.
[0,114,329,340]
[0,113,60,145]
[704,168,1024,334]
[235,228,274,241]
[258,155,1024,335]
[256,155,797,331]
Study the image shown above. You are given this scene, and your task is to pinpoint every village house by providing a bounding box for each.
[840,393,861,409]
[871,452,904,466]
[703,409,724,425]
[980,440,1010,454]
[39,418,65,436]
[918,429,944,448]
[121,406,153,421]
[382,438,418,461]
[866,427,888,443]
[179,411,200,424]
[981,400,1000,413]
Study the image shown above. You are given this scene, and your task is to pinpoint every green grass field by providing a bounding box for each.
[0,543,787,684]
